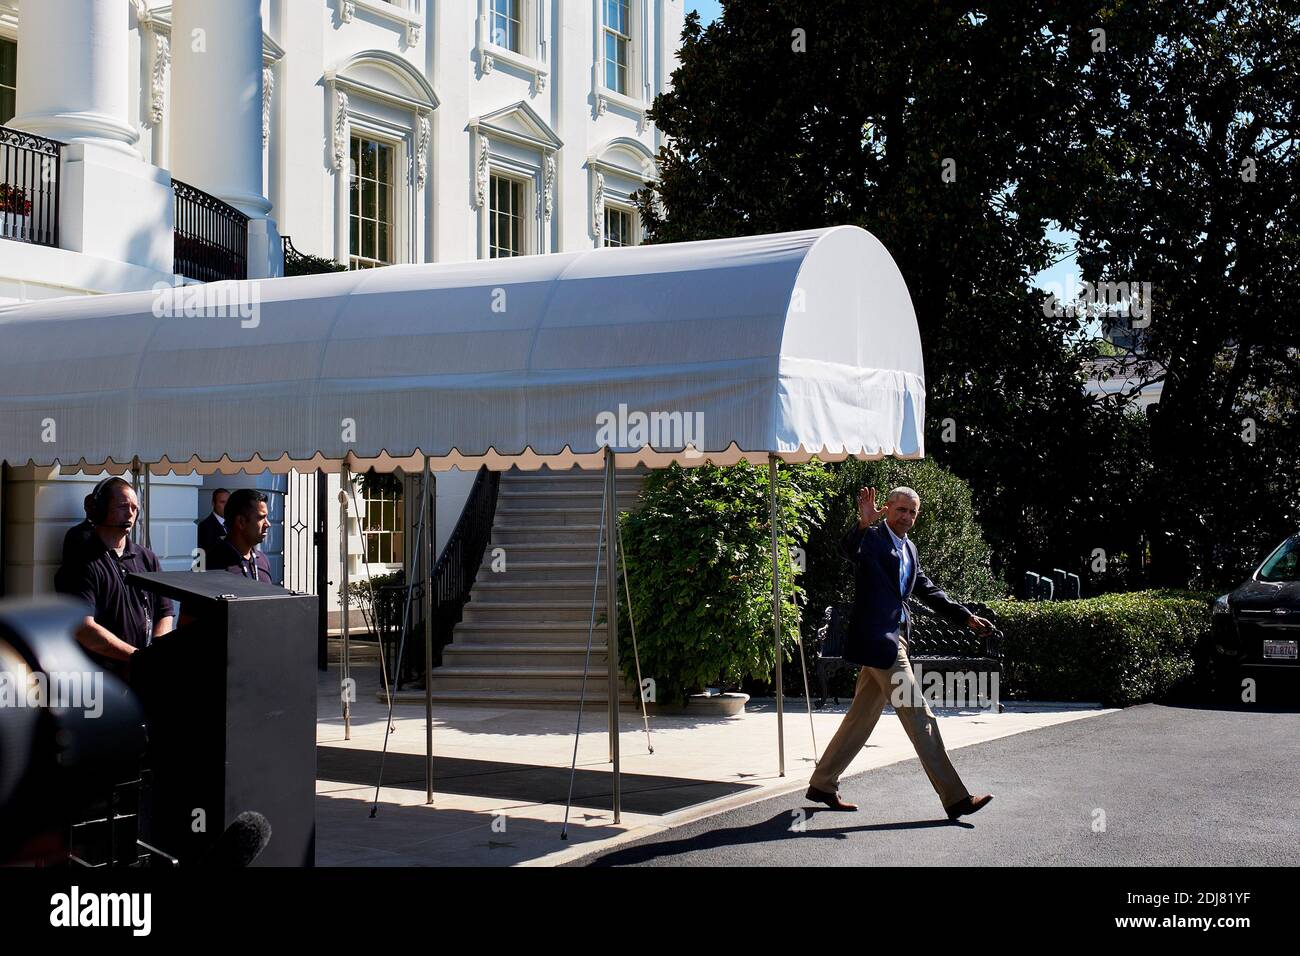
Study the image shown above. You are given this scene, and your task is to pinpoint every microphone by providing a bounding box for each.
[202,811,272,867]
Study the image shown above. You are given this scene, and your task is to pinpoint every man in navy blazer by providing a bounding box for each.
[196,488,230,561]
[806,485,996,820]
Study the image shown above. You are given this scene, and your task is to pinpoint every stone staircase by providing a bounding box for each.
[424,466,648,709]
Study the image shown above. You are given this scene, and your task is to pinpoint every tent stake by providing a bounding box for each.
[369,460,430,817]
[616,517,653,754]
[560,467,608,840]
[771,454,784,777]
[424,455,434,805]
[605,448,621,823]
[340,461,351,741]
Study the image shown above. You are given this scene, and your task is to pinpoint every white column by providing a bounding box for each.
[168,0,271,218]
[10,0,138,154]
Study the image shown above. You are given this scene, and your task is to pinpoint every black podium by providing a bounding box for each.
[127,571,316,867]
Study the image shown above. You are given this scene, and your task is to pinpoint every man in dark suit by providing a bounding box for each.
[196,488,230,561]
[805,485,996,820]
[206,488,275,584]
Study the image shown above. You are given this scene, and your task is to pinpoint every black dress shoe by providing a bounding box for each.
[805,785,858,811]
[945,793,993,820]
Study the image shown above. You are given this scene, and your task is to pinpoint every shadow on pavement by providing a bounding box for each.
[317,746,756,815]
[580,810,955,866]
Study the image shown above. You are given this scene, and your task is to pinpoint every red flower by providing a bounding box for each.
[0,184,33,216]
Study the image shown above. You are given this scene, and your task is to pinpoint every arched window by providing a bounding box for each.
[326,52,439,267]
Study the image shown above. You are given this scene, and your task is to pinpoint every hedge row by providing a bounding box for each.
[771,589,1213,707]
[987,589,1214,707]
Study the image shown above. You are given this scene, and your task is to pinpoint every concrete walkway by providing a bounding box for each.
[315,662,1114,866]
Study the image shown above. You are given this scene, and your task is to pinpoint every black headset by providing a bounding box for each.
[88,476,133,526]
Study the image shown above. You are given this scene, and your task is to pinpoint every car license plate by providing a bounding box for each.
[1263,640,1298,660]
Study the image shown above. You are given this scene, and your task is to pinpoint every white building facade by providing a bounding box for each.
[0,0,684,617]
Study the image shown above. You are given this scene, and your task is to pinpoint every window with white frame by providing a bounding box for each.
[0,38,15,125]
[603,206,637,247]
[490,0,522,52]
[489,174,527,258]
[361,478,404,565]
[476,0,547,89]
[603,0,631,96]
[350,134,395,269]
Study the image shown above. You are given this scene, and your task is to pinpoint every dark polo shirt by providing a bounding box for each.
[62,519,96,566]
[58,535,175,654]
[208,536,275,584]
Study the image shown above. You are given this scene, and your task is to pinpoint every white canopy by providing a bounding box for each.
[0,225,925,474]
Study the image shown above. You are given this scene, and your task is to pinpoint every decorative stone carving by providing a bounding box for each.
[149,34,170,126]
[333,90,350,171]
[407,21,421,46]
[592,172,605,238]
[417,115,430,190]
[596,95,608,117]
[481,53,495,75]
[475,135,490,208]
[534,71,547,95]
[262,67,275,147]
[340,0,355,24]
[543,155,554,220]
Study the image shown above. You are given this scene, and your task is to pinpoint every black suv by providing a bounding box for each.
[1210,534,1300,690]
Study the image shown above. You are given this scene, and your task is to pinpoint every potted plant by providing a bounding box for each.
[0,184,32,241]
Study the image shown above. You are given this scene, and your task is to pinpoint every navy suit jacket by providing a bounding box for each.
[197,512,225,558]
[840,521,972,668]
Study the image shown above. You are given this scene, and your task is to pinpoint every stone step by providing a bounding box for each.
[442,643,608,668]
[461,600,605,624]
[428,467,647,708]
[480,541,606,557]
[453,621,611,641]
[490,524,604,545]
[498,487,642,502]
[498,477,645,493]
[493,505,613,527]
[428,666,629,692]
[472,580,606,601]
[379,688,641,710]
[474,560,609,582]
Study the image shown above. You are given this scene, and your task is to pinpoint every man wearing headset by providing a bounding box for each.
[56,477,174,674]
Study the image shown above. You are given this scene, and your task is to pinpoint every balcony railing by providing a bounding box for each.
[172,178,248,283]
[0,124,62,248]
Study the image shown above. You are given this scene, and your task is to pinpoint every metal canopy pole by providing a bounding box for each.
[339,460,351,740]
[605,447,621,823]
[771,454,785,777]
[130,456,142,548]
[423,455,435,805]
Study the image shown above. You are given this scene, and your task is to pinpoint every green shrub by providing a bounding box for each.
[987,589,1213,707]
[617,460,835,706]
[283,242,347,277]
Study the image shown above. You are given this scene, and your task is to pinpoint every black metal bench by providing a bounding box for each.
[809,599,1005,712]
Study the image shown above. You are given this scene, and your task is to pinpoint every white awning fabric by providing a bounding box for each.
[0,225,925,475]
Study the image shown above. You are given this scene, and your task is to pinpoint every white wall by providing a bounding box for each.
[1,465,202,596]
[1,0,685,601]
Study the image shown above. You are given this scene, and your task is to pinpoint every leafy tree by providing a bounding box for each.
[1063,0,1300,587]
[637,0,1132,585]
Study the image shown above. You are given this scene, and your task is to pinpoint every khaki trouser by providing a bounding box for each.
[809,630,970,809]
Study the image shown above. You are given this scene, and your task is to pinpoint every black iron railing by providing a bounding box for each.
[0,124,61,248]
[385,466,500,686]
[432,466,501,661]
[172,178,248,282]
[282,234,347,276]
